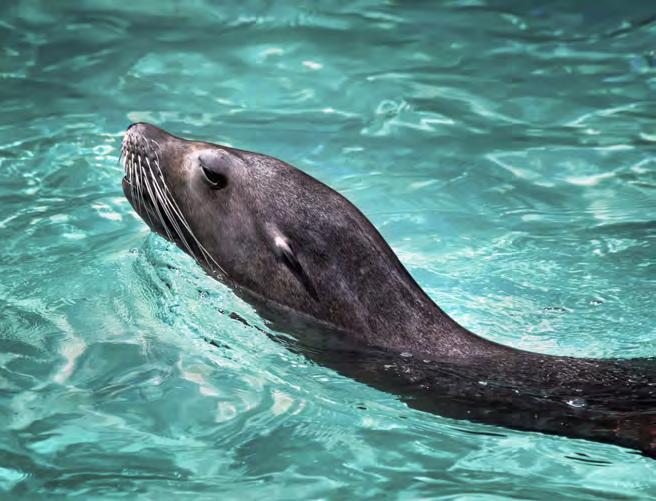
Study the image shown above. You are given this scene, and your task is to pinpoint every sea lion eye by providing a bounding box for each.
[201,165,228,189]
[199,155,228,190]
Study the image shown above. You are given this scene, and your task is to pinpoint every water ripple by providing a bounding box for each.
[1,0,655,498]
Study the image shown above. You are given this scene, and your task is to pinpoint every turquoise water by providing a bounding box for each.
[1,0,656,498]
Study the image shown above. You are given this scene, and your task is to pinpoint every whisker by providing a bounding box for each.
[132,153,152,228]
[127,152,138,212]
[118,144,125,167]
[148,157,209,261]
[148,153,227,278]
[141,154,174,241]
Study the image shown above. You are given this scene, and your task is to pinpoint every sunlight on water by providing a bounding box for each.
[1,0,655,498]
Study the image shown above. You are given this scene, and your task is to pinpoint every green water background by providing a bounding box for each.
[1,0,655,498]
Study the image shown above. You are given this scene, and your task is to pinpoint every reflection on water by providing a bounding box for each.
[0,0,655,498]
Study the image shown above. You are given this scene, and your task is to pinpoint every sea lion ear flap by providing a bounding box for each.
[271,232,319,301]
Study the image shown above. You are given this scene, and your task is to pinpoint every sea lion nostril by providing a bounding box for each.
[126,122,148,134]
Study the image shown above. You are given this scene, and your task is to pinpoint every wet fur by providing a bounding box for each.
[121,123,656,458]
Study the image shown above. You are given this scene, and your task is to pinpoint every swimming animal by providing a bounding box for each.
[121,123,656,458]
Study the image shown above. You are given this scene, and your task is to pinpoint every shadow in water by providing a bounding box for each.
[222,298,656,460]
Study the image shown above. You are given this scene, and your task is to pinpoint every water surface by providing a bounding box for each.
[1,0,655,498]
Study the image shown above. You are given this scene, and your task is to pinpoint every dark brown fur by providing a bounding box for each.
[121,123,656,458]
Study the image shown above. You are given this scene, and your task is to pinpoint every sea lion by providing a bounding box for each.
[120,122,656,458]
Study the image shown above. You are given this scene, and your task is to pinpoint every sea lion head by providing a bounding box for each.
[120,122,432,339]
[122,122,252,280]
[121,123,340,309]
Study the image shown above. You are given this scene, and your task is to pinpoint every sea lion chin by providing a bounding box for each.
[120,122,656,459]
